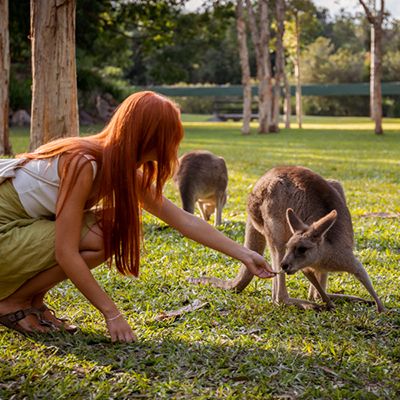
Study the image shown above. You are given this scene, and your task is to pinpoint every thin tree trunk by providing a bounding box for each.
[283,72,291,129]
[373,23,383,134]
[0,0,12,155]
[30,0,79,151]
[236,0,252,135]
[271,0,285,132]
[246,0,262,80]
[359,0,384,135]
[246,0,272,134]
[258,0,272,134]
[294,12,302,129]
[370,23,375,120]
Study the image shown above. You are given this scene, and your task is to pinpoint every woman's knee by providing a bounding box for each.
[80,223,104,252]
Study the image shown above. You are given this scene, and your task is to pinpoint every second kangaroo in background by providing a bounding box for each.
[173,150,228,226]
[190,166,384,312]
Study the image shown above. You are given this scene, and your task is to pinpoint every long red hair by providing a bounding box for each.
[19,91,184,276]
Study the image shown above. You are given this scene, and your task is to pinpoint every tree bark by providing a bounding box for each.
[30,0,79,150]
[373,24,383,134]
[271,0,285,132]
[246,0,272,134]
[0,0,12,155]
[294,12,302,129]
[370,23,375,120]
[259,0,272,133]
[359,0,384,135]
[236,0,252,135]
[246,0,262,80]
[283,72,291,129]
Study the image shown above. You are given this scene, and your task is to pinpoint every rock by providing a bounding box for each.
[79,110,96,126]
[95,94,117,122]
[11,110,31,127]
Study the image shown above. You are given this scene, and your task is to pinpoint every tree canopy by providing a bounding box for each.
[8,0,400,117]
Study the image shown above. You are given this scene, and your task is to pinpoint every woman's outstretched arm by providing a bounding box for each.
[142,193,275,279]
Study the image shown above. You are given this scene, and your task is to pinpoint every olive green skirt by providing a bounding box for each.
[0,179,96,300]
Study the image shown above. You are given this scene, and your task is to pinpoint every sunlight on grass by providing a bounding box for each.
[2,116,400,399]
[183,115,400,131]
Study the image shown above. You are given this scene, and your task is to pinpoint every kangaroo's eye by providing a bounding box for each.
[297,246,308,255]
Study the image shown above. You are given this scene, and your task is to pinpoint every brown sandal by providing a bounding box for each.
[0,308,43,336]
[34,305,78,334]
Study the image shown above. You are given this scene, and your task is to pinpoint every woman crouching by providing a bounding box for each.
[0,91,274,342]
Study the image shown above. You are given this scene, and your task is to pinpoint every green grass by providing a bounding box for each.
[1,116,400,399]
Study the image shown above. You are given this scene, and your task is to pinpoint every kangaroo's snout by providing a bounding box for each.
[281,263,289,271]
[280,261,298,275]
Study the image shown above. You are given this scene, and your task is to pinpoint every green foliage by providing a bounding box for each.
[301,37,366,84]
[383,50,400,81]
[76,67,127,110]
[7,0,400,118]
[126,3,240,85]
[320,10,369,52]
[3,116,400,399]
[299,41,400,116]
[9,70,31,112]
[8,0,30,63]
[175,96,215,114]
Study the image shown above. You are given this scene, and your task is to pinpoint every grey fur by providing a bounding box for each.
[173,150,228,226]
[190,166,384,312]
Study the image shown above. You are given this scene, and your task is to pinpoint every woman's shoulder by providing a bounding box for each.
[58,153,98,181]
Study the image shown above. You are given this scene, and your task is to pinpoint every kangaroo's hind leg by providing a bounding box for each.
[197,201,209,221]
[340,259,385,312]
[214,193,224,226]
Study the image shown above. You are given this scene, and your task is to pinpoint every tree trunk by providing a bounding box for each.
[246,0,272,134]
[258,0,272,134]
[271,0,285,133]
[373,23,383,134]
[359,0,384,135]
[30,0,79,151]
[294,12,302,129]
[236,0,252,135]
[283,72,291,129]
[246,0,262,80]
[0,0,12,156]
[370,23,375,120]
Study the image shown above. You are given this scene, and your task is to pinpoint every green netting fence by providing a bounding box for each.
[138,82,400,97]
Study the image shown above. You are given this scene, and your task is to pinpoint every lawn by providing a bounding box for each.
[1,116,400,399]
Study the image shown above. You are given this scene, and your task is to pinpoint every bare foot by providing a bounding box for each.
[32,303,77,333]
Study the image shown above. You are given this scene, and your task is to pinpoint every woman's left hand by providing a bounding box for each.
[241,250,276,279]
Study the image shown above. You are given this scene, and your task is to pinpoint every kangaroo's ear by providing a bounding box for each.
[286,208,308,234]
[310,210,338,240]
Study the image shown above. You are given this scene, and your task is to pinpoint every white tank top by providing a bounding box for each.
[12,155,97,218]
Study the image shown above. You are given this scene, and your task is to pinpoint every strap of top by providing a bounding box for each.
[16,154,97,188]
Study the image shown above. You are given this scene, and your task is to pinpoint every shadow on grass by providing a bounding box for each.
[143,220,246,236]
[6,309,396,399]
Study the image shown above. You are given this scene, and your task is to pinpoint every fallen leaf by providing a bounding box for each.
[155,299,209,321]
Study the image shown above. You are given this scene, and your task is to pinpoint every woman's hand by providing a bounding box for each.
[240,249,276,279]
[106,315,137,343]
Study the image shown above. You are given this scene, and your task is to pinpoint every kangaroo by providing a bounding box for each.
[173,150,228,226]
[190,166,384,312]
